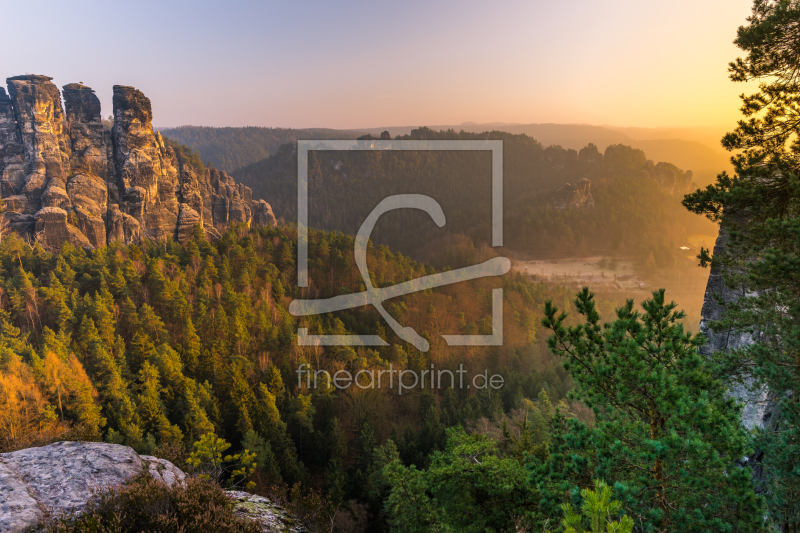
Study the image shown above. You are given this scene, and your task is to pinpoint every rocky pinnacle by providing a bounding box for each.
[0,75,276,250]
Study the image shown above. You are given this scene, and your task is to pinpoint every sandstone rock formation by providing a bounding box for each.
[637,160,696,197]
[698,228,775,487]
[0,441,185,532]
[553,177,595,209]
[0,441,303,533]
[699,229,771,430]
[226,491,308,533]
[0,75,277,251]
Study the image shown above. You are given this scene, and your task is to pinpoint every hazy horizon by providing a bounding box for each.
[2,0,756,131]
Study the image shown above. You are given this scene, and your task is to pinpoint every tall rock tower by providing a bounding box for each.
[0,75,276,250]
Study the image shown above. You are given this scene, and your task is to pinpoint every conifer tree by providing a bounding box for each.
[136,362,183,446]
[538,288,765,533]
[256,383,304,484]
[324,417,348,505]
[682,1,800,528]
[241,429,281,482]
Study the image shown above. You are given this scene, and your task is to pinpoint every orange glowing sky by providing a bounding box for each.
[1,0,757,131]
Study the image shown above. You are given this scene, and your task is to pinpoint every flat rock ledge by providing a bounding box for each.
[0,441,294,533]
[226,491,308,533]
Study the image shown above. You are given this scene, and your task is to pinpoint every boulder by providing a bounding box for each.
[40,186,70,210]
[67,172,107,214]
[253,199,278,227]
[0,441,185,533]
[34,207,70,247]
[140,455,188,487]
[3,195,30,213]
[0,442,301,533]
[35,207,94,250]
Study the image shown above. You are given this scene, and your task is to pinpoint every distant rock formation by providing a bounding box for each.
[553,177,595,209]
[637,160,696,197]
[0,75,276,250]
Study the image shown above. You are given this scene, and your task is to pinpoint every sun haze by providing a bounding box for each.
[1,0,754,130]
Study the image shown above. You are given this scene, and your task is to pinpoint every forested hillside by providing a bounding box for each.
[159,123,728,186]
[1,220,761,532]
[0,222,593,529]
[157,126,364,172]
[228,128,715,262]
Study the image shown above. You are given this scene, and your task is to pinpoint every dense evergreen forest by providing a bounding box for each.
[0,222,595,530]
[9,0,800,530]
[0,219,766,532]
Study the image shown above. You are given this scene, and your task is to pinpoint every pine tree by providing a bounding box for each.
[324,417,348,505]
[264,364,285,410]
[256,383,304,484]
[384,427,536,533]
[136,362,183,446]
[538,288,765,532]
[681,2,800,529]
[75,317,127,406]
[241,429,281,483]
[182,380,215,440]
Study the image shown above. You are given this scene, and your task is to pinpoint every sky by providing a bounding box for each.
[1,0,756,130]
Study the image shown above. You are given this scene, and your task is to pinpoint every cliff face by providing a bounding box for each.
[0,75,276,250]
[699,229,773,431]
[698,229,775,484]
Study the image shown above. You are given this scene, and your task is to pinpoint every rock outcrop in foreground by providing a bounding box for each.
[0,441,184,532]
[0,75,276,250]
[0,441,303,533]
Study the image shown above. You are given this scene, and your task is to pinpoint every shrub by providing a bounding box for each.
[40,474,262,533]
[262,482,337,533]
